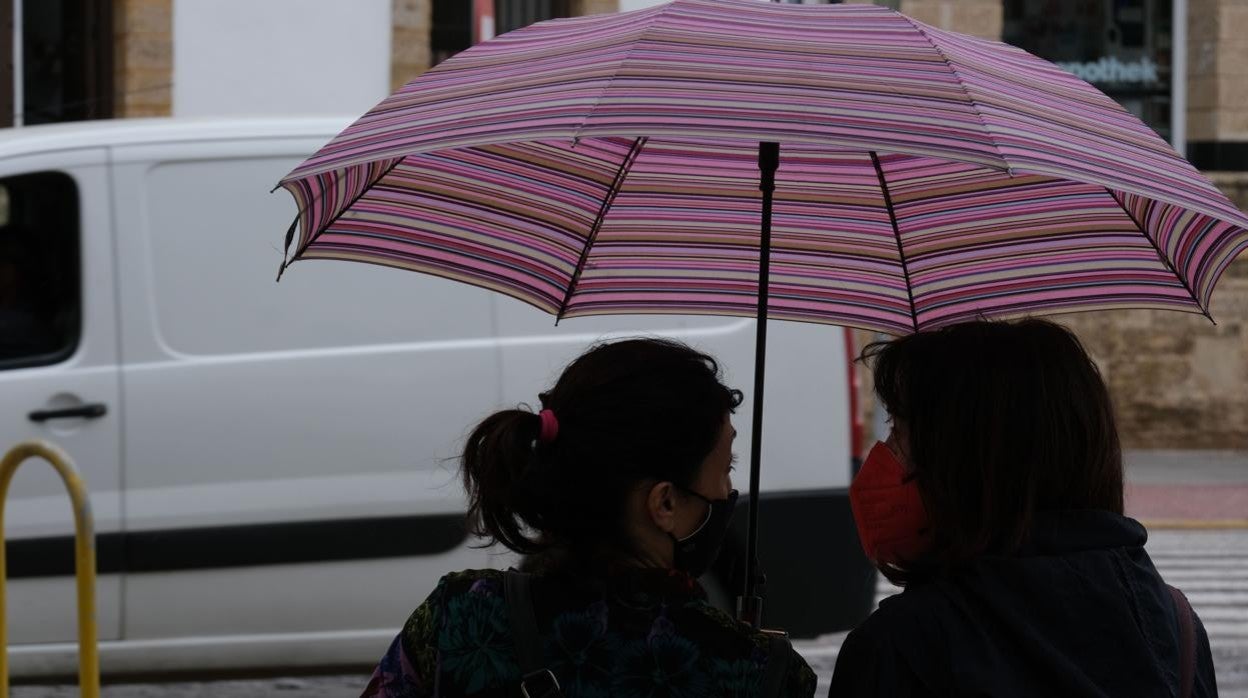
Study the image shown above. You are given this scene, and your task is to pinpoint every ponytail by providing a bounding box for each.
[461,409,545,554]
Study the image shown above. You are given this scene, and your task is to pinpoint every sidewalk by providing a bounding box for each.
[13,450,1246,698]
[1125,450,1248,527]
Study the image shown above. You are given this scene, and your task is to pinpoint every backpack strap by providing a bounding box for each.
[504,570,543,672]
[760,633,793,698]
[503,570,563,698]
[1167,585,1196,698]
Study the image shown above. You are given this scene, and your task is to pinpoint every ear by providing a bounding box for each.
[646,481,679,533]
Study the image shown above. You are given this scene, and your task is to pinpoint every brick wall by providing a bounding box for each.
[1210,173,1248,211]
[1057,176,1248,450]
[392,0,433,92]
[896,0,1003,39]
[1056,275,1248,450]
[1188,0,1248,142]
[570,0,619,15]
[113,0,172,117]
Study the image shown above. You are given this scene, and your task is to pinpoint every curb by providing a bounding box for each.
[1139,518,1248,530]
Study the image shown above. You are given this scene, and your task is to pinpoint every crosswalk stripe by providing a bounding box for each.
[1160,569,1248,575]
[1159,580,1248,589]
[1153,560,1248,568]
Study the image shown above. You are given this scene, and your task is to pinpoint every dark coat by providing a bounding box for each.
[830,510,1217,697]
[362,567,817,697]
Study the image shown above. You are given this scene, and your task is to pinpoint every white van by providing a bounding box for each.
[0,118,875,678]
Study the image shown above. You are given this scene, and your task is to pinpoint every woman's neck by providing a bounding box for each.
[533,541,671,576]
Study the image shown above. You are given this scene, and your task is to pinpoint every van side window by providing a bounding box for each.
[0,172,80,368]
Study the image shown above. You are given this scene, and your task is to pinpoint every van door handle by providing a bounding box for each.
[28,403,108,423]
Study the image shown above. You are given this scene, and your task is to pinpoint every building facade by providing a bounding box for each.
[4,0,1246,447]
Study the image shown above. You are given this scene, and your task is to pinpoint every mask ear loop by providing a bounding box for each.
[675,486,715,542]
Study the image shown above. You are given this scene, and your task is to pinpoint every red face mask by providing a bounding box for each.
[849,441,931,565]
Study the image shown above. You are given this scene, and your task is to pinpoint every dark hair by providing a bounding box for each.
[461,338,743,559]
[862,318,1123,582]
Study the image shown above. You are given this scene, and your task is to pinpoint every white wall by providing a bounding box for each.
[173,0,392,118]
[621,0,804,10]
[620,0,669,10]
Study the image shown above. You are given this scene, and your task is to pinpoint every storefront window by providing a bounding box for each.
[431,0,472,67]
[21,0,113,125]
[1003,0,1173,142]
[495,0,571,35]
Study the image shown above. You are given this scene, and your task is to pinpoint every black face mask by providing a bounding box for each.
[671,488,739,577]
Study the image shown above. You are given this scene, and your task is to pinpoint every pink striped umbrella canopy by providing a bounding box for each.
[277,0,1248,335]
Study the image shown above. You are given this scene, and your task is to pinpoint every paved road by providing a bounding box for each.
[12,676,366,698]
[1125,450,1248,525]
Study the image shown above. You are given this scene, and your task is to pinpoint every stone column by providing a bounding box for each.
[392,0,433,92]
[1187,0,1248,157]
[896,0,1002,40]
[113,0,172,118]
[570,0,619,14]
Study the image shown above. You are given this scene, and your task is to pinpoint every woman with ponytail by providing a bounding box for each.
[362,338,816,697]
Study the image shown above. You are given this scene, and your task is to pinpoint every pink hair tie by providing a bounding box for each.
[538,409,559,444]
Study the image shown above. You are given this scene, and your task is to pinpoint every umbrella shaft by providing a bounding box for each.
[743,142,780,620]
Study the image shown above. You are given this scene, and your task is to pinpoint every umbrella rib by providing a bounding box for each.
[277,157,406,282]
[898,14,1010,174]
[871,151,920,333]
[569,4,672,144]
[557,136,648,320]
[1106,188,1211,319]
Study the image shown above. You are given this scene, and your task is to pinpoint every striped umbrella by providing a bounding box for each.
[274,0,1248,623]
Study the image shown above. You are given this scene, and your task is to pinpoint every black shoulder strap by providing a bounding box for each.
[1167,585,1196,698]
[503,570,563,698]
[761,634,793,698]
[504,570,544,672]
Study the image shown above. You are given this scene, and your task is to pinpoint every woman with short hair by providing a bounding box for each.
[832,319,1216,697]
[363,337,815,697]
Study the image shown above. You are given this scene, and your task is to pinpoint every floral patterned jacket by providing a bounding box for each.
[361,567,817,697]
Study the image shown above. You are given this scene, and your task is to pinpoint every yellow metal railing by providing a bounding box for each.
[0,441,99,698]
